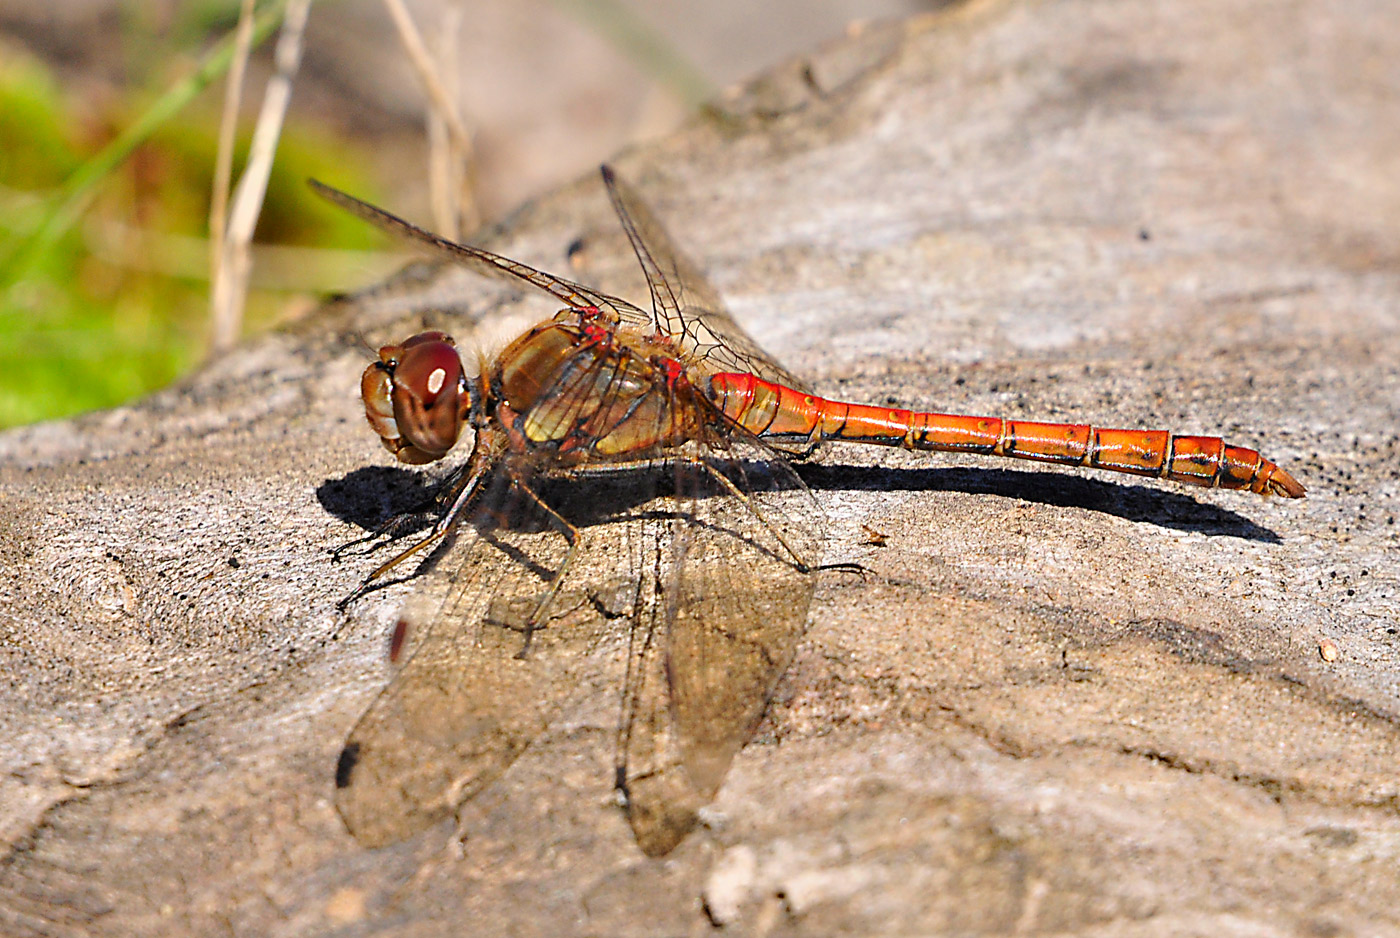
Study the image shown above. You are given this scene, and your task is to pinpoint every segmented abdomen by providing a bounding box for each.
[708,373,1304,497]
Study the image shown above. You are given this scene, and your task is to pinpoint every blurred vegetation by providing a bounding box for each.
[0,0,716,431]
[0,32,386,429]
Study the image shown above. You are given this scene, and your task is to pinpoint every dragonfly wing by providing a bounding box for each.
[335,470,610,848]
[611,510,706,857]
[600,166,809,391]
[310,179,653,330]
[616,422,822,855]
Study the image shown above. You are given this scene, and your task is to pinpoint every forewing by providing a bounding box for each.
[616,410,822,855]
[310,179,652,330]
[335,470,610,848]
[600,166,809,391]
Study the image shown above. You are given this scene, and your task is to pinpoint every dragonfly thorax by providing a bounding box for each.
[491,320,703,462]
[360,331,472,464]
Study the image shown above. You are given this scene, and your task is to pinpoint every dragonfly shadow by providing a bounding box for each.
[320,460,1284,547]
[318,465,448,534]
[317,463,686,535]
[318,461,805,600]
[796,463,1284,543]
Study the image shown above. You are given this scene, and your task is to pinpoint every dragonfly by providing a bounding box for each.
[318,166,1304,857]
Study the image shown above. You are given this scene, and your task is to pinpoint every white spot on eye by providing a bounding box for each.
[426,368,447,394]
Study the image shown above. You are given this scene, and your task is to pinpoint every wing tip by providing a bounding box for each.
[334,741,361,789]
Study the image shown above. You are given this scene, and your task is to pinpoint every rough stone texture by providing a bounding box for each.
[2,0,1397,934]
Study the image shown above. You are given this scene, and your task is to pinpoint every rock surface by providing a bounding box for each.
[1,0,1397,934]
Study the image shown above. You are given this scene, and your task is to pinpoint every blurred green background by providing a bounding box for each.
[0,8,387,428]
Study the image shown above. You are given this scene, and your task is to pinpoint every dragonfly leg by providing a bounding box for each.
[685,456,812,573]
[337,464,487,609]
[331,514,410,563]
[331,461,478,563]
[533,453,813,572]
[507,476,582,658]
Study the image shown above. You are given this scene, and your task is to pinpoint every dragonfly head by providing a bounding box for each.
[360,331,470,464]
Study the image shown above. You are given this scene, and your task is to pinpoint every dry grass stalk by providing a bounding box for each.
[427,2,473,238]
[382,0,479,232]
[208,0,259,297]
[208,0,313,357]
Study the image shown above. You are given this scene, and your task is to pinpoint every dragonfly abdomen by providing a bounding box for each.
[708,372,1304,497]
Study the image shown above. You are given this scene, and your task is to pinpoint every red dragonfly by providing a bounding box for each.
[318,167,1303,857]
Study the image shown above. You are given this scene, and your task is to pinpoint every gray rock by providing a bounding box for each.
[1,0,1396,934]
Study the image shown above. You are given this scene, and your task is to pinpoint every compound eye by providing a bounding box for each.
[389,335,467,460]
[360,361,399,447]
[398,330,455,353]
